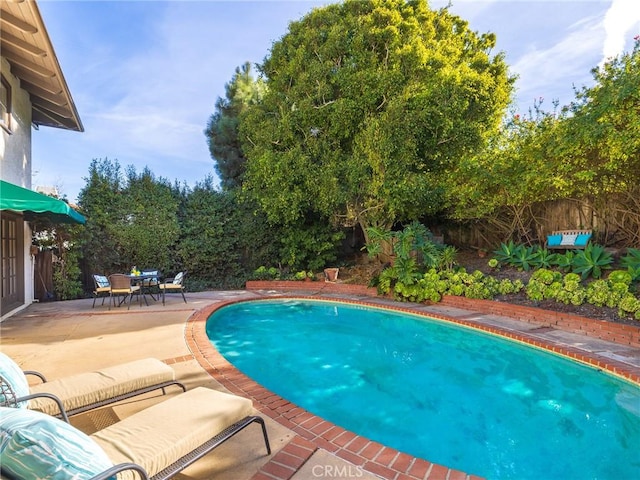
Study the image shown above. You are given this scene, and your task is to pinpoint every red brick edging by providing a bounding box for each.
[184,293,640,480]
[186,298,483,480]
[246,280,378,296]
[247,280,640,348]
[440,296,640,348]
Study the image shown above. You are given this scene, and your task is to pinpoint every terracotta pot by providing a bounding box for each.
[324,268,339,282]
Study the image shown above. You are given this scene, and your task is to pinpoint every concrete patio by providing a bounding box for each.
[1,289,639,480]
[0,291,385,480]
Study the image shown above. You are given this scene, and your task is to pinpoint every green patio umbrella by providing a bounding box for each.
[0,180,85,224]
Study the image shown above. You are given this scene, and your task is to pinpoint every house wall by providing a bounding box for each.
[1,56,35,320]
[1,57,33,188]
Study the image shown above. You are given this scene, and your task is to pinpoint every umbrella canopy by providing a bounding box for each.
[0,180,86,224]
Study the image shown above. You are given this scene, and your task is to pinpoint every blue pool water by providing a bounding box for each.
[206,299,640,479]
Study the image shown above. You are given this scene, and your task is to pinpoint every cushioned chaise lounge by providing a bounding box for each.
[0,354,185,420]
[0,387,271,480]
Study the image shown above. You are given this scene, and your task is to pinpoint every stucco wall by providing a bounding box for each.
[1,56,34,319]
[1,57,32,188]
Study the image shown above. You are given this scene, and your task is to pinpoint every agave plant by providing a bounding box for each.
[493,240,520,267]
[511,245,537,271]
[620,247,640,269]
[620,248,640,281]
[530,247,556,269]
[572,244,614,280]
[551,251,576,272]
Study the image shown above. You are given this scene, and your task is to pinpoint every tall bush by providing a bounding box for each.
[178,180,280,289]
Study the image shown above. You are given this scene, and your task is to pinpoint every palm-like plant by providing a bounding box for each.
[551,251,576,272]
[511,245,537,271]
[530,247,556,269]
[493,240,519,266]
[572,244,614,279]
[438,246,458,271]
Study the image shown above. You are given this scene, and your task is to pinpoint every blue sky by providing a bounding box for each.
[33,0,640,202]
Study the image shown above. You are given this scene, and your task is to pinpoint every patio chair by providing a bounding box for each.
[92,274,111,308]
[159,271,187,305]
[0,387,271,480]
[108,273,141,309]
[141,269,160,301]
[0,353,185,421]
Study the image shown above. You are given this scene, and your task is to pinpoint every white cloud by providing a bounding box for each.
[511,13,603,109]
[601,0,640,66]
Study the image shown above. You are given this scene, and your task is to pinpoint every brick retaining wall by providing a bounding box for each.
[245,280,378,296]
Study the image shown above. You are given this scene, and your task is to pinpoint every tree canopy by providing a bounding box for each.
[446,39,640,243]
[240,0,513,239]
[205,62,266,190]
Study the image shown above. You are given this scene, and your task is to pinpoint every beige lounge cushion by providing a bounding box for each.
[91,387,253,479]
[29,358,175,415]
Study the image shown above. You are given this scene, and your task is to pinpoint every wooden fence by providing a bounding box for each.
[439,194,640,250]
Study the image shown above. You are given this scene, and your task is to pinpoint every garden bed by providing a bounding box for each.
[336,250,638,327]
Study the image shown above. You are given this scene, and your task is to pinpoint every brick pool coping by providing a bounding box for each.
[185,290,640,480]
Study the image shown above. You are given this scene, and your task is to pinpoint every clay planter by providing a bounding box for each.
[324,268,339,282]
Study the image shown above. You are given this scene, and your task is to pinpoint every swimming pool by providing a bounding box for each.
[206,299,640,479]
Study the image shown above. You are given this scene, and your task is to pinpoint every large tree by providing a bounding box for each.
[240,0,513,242]
[205,62,266,190]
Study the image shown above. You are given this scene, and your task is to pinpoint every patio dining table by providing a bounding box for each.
[125,273,161,306]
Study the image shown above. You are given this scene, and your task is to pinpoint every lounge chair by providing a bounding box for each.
[92,274,111,308]
[0,353,185,421]
[159,271,187,305]
[0,387,271,480]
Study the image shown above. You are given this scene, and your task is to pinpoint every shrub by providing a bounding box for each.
[252,266,279,280]
[526,270,587,306]
[618,294,640,319]
[608,270,633,286]
[511,244,535,270]
[530,268,559,285]
[293,270,314,281]
[439,246,458,270]
[621,247,640,270]
[586,280,609,307]
[374,251,638,319]
[498,279,518,295]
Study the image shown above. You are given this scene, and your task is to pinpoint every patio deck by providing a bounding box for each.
[1,289,639,480]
